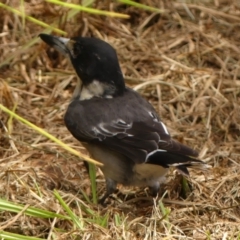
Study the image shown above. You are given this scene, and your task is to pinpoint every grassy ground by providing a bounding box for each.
[0,0,240,239]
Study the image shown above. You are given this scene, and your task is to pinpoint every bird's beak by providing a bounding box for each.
[39,33,71,56]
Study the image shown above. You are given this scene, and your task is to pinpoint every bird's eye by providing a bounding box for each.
[66,40,80,58]
[73,44,81,55]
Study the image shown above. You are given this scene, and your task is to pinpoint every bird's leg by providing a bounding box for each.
[83,161,90,173]
[98,178,117,205]
[149,182,160,197]
[84,161,117,204]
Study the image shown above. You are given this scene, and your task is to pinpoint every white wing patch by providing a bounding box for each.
[116,119,128,125]
[145,149,167,161]
[160,121,169,135]
[148,111,169,143]
[91,126,104,141]
[92,119,132,140]
[114,119,132,129]
[149,111,159,122]
[148,111,169,135]
[98,123,114,136]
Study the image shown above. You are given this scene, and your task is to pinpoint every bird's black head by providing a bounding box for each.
[39,34,125,98]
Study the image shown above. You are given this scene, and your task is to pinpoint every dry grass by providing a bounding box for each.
[0,0,240,239]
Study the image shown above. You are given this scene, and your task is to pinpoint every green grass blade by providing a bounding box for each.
[158,200,171,231]
[46,0,130,18]
[0,3,66,34]
[181,176,191,198]
[0,104,102,166]
[88,163,98,204]
[0,37,39,68]
[20,0,25,28]
[82,0,95,6]
[0,199,69,219]
[117,0,164,12]
[79,188,91,204]
[54,190,84,230]
[99,212,109,227]
[0,231,46,240]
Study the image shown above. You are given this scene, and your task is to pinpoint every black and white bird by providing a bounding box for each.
[39,33,206,203]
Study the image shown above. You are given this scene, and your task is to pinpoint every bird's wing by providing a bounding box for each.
[95,120,200,168]
[64,92,202,173]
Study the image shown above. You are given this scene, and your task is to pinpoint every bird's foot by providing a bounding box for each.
[98,178,117,205]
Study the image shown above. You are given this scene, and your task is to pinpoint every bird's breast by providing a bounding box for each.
[132,164,168,186]
[84,143,168,187]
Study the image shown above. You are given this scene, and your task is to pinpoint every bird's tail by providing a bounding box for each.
[147,151,210,175]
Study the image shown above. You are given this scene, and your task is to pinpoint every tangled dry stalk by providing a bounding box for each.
[0,0,240,239]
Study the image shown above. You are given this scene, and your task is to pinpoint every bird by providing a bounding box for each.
[39,33,207,204]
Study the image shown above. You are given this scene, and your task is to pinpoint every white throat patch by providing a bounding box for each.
[80,80,106,100]
[72,80,114,101]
